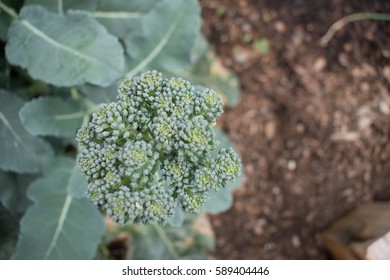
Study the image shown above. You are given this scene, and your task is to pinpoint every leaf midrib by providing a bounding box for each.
[39,111,85,121]
[92,11,143,19]
[125,13,183,78]
[19,19,120,74]
[43,194,73,259]
[0,110,36,157]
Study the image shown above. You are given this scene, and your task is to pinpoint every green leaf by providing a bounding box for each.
[124,0,200,78]
[131,224,174,259]
[80,83,118,105]
[5,5,124,87]
[0,170,35,213]
[202,127,243,213]
[202,178,240,213]
[172,35,241,107]
[24,0,98,12]
[130,214,214,260]
[190,34,209,65]
[19,96,85,138]
[0,0,23,41]
[41,156,86,199]
[0,90,53,173]
[253,38,270,54]
[67,165,88,199]
[24,0,155,39]
[40,156,87,198]
[167,204,184,227]
[12,157,105,259]
[42,155,74,174]
[92,0,158,39]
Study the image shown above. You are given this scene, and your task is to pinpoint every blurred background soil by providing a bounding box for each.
[200,0,390,259]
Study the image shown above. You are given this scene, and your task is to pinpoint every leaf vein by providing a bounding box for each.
[19,19,119,74]
[125,13,183,78]
[43,195,72,259]
[92,11,143,19]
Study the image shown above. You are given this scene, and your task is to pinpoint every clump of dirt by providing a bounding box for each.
[200,0,390,259]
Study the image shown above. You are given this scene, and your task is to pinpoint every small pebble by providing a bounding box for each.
[291,235,301,248]
[287,160,297,171]
[313,57,326,72]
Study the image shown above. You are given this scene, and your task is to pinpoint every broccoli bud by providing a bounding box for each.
[76,70,241,225]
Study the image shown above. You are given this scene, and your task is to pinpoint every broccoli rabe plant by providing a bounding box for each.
[0,0,242,260]
[77,71,241,225]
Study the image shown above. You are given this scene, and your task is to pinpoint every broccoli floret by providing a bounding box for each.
[76,70,241,225]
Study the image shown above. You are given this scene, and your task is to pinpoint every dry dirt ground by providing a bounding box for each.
[200,0,390,259]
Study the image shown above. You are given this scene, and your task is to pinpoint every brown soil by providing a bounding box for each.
[200,0,390,259]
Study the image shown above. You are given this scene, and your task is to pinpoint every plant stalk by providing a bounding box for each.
[320,13,390,46]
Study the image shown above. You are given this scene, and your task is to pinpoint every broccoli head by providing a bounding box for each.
[76,70,241,225]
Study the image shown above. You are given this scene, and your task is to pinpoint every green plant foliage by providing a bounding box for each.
[130,214,214,260]
[0,90,53,173]
[24,0,98,13]
[80,83,118,105]
[203,128,242,213]
[0,0,23,41]
[24,0,159,40]
[171,35,241,107]
[216,6,226,17]
[76,71,241,226]
[167,205,184,227]
[6,5,124,87]
[0,0,243,260]
[93,0,158,39]
[166,127,243,225]
[253,38,270,54]
[67,165,89,199]
[0,171,35,213]
[12,157,105,259]
[19,96,85,138]
[124,0,200,78]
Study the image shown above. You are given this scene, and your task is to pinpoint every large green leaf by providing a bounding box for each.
[202,176,241,213]
[124,0,200,78]
[93,0,158,39]
[24,0,98,12]
[0,170,35,213]
[0,90,53,173]
[167,204,184,228]
[23,0,156,39]
[130,214,214,260]
[67,164,88,199]
[19,96,85,138]
[0,0,23,41]
[202,127,243,213]
[80,83,118,105]
[173,35,241,107]
[5,5,124,87]
[130,225,172,259]
[12,157,105,259]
